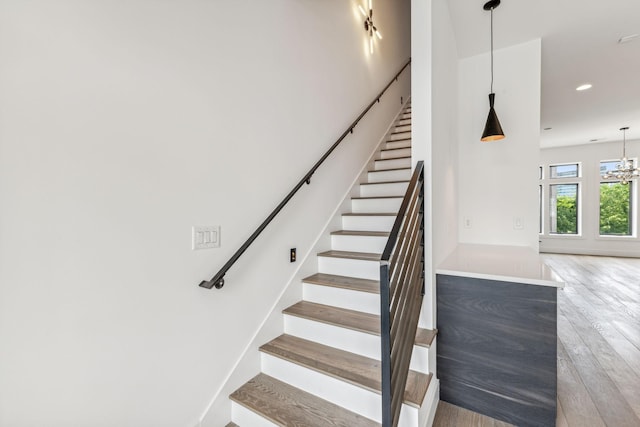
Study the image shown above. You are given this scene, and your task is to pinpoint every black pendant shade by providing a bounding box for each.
[481,0,505,142]
[481,93,505,142]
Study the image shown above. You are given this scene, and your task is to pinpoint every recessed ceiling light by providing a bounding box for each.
[619,34,639,44]
[576,84,592,91]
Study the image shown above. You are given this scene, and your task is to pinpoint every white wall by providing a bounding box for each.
[411,0,433,330]
[413,0,459,329]
[431,0,459,270]
[458,39,541,249]
[0,1,411,426]
[540,139,640,257]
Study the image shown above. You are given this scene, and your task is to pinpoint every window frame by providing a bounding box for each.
[541,162,583,238]
[597,158,638,239]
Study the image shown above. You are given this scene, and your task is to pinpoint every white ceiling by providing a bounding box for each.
[446,0,640,148]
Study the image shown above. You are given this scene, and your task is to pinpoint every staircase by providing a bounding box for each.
[227,102,437,426]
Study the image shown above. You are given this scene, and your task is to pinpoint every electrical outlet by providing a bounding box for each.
[290,248,296,263]
[463,217,472,229]
[192,226,220,250]
[514,217,524,230]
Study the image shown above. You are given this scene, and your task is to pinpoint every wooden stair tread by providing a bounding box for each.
[330,230,390,237]
[260,334,431,408]
[376,156,411,161]
[342,212,397,216]
[230,373,379,427]
[225,423,239,427]
[415,328,438,348]
[360,180,409,186]
[351,195,403,200]
[284,301,380,335]
[386,137,411,142]
[368,167,411,173]
[381,147,411,152]
[302,273,380,294]
[317,250,381,261]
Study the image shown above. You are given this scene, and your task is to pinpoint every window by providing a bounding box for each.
[550,163,579,179]
[549,184,579,234]
[539,184,543,234]
[600,161,633,236]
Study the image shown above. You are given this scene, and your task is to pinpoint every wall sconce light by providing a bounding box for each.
[481,0,505,142]
[359,0,382,54]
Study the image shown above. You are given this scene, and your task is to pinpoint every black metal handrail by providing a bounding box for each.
[379,160,425,427]
[199,58,411,289]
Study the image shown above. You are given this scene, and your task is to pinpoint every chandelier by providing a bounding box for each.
[602,127,639,185]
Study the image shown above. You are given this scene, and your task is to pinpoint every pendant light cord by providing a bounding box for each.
[490,7,494,94]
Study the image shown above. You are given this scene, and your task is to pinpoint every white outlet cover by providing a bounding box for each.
[192,226,220,250]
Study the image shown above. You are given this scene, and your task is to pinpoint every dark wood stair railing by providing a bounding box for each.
[379,160,425,426]
[199,58,411,290]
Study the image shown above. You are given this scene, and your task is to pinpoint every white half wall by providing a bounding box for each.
[411,0,433,330]
[458,39,541,250]
[0,1,411,426]
[431,0,459,270]
[540,139,640,257]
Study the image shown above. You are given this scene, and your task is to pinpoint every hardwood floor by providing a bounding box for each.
[434,254,640,427]
[433,401,514,426]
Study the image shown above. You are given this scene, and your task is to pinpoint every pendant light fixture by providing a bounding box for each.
[602,127,639,185]
[481,0,505,142]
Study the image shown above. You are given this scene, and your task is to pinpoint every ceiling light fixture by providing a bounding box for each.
[481,0,505,142]
[359,0,382,54]
[602,127,639,185]
[576,84,593,91]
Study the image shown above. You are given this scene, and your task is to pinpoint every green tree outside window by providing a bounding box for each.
[600,183,631,235]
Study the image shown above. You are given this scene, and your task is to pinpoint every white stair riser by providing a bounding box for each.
[379,147,412,159]
[302,283,380,315]
[394,125,411,133]
[284,314,380,359]
[410,346,430,374]
[400,114,411,120]
[232,402,278,427]
[342,215,395,232]
[374,157,411,170]
[360,181,409,197]
[318,256,379,280]
[261,353,383,422]
[389,131,411,141]
[331,234,388,253]
[385,140,411,150]
[352,197,402,214]
[368,168,411,183]
[397,119,411,126]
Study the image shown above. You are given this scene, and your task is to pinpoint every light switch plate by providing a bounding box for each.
[192,226,220,250]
